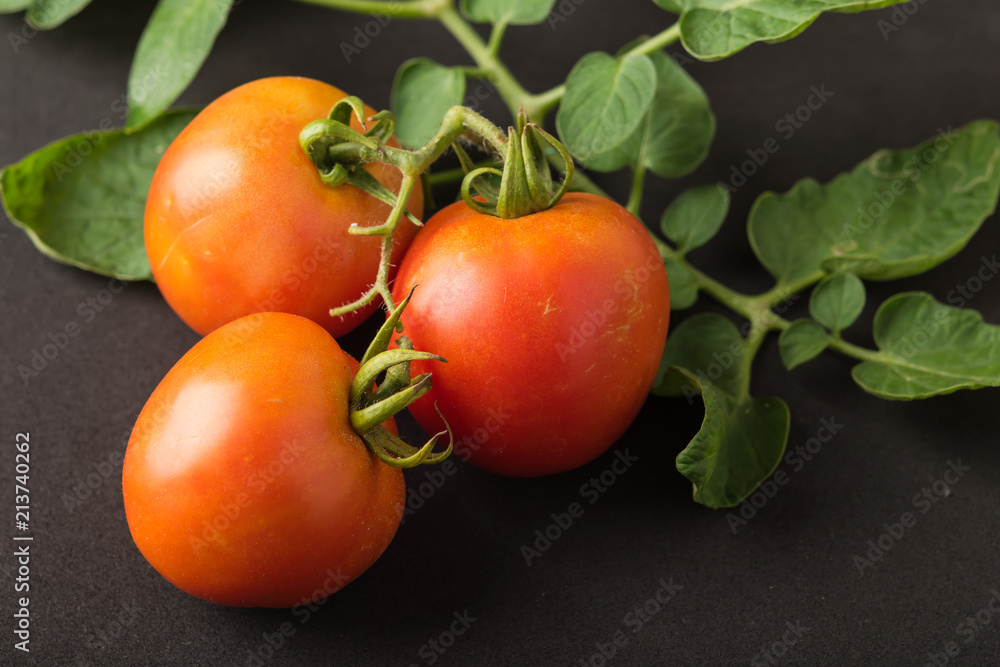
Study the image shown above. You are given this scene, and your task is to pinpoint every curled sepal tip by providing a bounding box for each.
[348,292,452,468]
[460,113,575,220]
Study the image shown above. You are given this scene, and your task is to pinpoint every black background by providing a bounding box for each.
[2,1,1000,665]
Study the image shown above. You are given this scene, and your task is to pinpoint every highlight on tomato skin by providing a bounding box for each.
[391,192,671,478]
[144,76,423,340]
[122,312,405,608]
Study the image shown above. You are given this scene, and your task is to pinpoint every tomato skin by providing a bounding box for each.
[145,77,422,338]
[391,193,670,477]
[122,313,404,608]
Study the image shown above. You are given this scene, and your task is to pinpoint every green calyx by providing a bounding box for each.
[348,290,453,468]
[460,110,575,219]
[299,96,423,228]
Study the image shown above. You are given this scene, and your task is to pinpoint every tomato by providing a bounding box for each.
[145,76,422,338]
[122,312,404,608]
[391,192,670,477]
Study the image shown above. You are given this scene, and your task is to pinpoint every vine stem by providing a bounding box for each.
[626,165,646,218]
[294,0,450,19]
[311,105,509,319]
[435,6,544,120]
[651,236,884,365]
[295,0,682,124]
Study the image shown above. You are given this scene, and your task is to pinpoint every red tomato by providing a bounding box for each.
[122,312,404,608]
[391,193,670,477]
[145,76,422,338]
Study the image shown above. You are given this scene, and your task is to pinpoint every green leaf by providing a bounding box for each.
[654,314,790,508]
[660,183,729,253]
[637,51,715,178]
[852,292,1000,399]
[0,110,197,280]
[654,0,910,61]
[664,258,698,310]
[748,121,1000,288]
[0,1,32,13]
[391,58,466,149]
[460,0,557,25]
[26,0,92,28]
[555,52,656,168]
[809,272,865,333]
[779,319,829,370]
[126,0,232,131]
[580,51,714,177]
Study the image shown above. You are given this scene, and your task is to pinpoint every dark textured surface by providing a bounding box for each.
[2,2,1000,665]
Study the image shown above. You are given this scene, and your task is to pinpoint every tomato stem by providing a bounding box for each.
[653,236,886,367]
[626,165,647,218]
[293,0,450,20]
[348,293,454,468]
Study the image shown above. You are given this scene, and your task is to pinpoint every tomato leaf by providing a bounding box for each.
[580,51,713,177]
[809,272,865,334]
[555,52,656,168]
[126,0,232,131]
[653,0,912,61]
[0,1,32,12]
[664,258,698,310]
[460,0,557,25]
[638,51,715,178]
[391,58,467,149]
[778,319,829,371]
[654,314,790,509]
[852,292,1000,399]
[25,0,92,28]
[0,110,197,280]
[748,121,1000,289]
[660,183,729,254]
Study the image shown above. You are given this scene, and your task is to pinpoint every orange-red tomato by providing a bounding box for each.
[122,312,404,608]
[145,77,421,338]
[392,193,670,477]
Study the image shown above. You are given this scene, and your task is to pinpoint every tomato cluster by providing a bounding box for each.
[125,77,670,608]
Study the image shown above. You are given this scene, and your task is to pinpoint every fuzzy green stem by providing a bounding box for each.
[737,319,769,401]
[487,18,508,58]
[294,0,450,19]
[654,237,887,369]
[313,106,509,319]
[436,6,541,120]
[626,165,646,217]
[621,23,682,57]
